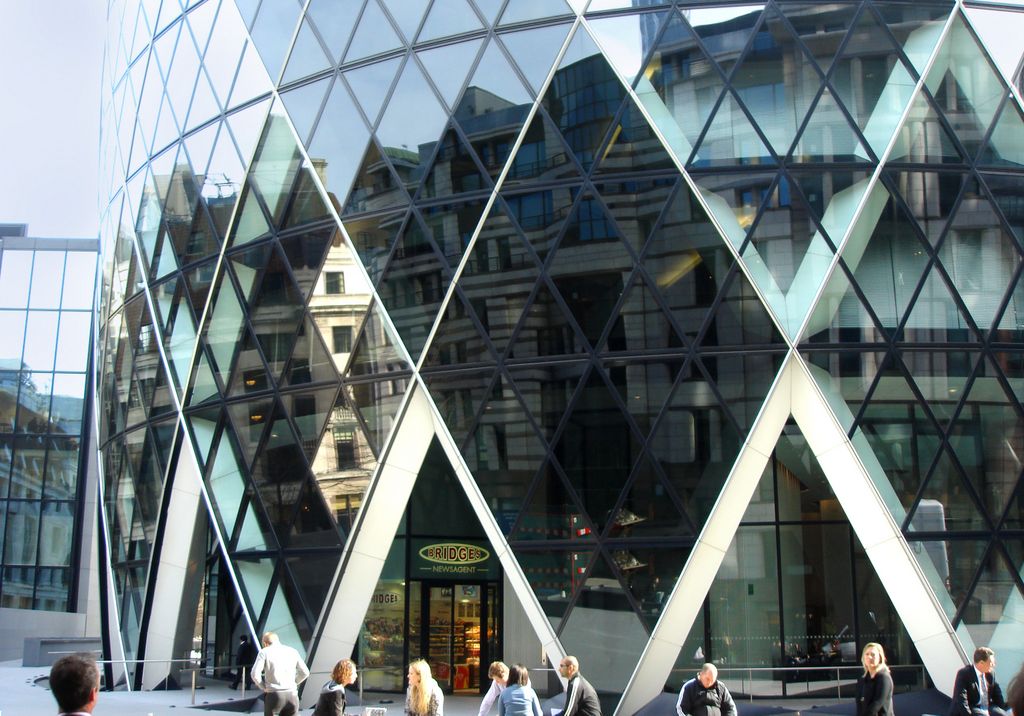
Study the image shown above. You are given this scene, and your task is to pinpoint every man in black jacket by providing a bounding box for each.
[676,663,737,716]
[949,647,1009,716]
[231,634,258,689]
[557,655,602,716]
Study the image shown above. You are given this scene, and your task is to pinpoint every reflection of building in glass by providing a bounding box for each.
[0,224,97,623]
[96,1,1024,712]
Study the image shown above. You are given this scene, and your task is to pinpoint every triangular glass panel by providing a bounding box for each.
[999,476,1024,530]
[341,140,408,218]
[375,216,450,362]
[455,38,534,181]
[791,87,872,164]
[591,96,677,177]
[705,352,783,434]
[423,368,496,450]
[505,185,582,265]
[728,5,818,158]
[803,261,888,345]
[924,13,1006,159]
[227,327,273,397]
[205,423,250,538]
[508,278,588,359]
[650,361,742,530]
[227,396,274,471]
[874,2,951,75]
[507,361,587,444]
[979,97,1024,168]
[499,0,574,27]
[689,90,776,168]
[470,0,502,26]
[345,373,411,453]
[802,349,889,435]
[416,125,491,202]
[497,22,573,97]
[948,357,1024,524]
[308,81,373,214]
[830,10,918,158]
[547,194,634,347]
[501,110,582,189]
[186,345,221,406]
[900,265,977,344]
[586,11,668,89]
[590,178,673,255]
[249,0,303,82]
[228,41,275,110]
[898,348,972,429]
[345,300,411,378]
[345,0,403,63]
[418,0,483,43]
[610,456,692,539]
[880,170,960,249]
[186,69,221,132]
[512,546,592,630]
[230,243,273,308]
[601,272,683,353]
[279,226,335,301]
[600,357,685,440]
[282,385,340,462]
[250,247,306,377]
[554,368,640,532]
[908,448,989,532]
[889,90,965,165]
[342,56,403,130]
[343,208,408,282]
[183,120,220,177]
[281,17,332,85]
[416,39,485,111]
[248,109,304,228]
[204,272,248,387]
[375,58,450,197]
[699,266,786,349]
[424,198,489,270]
[509,462,592,543]
[280,75,332,146]
[957,544,1020,637]
[281,170,332,231]
[686,170,774,253]
[306,0,359,65]
[285,551,340,635]
[963,5,1024,87]
[542,25,627,174]
[380,0,430,44]
[282,316,339,387]
[422,289,496,368]
[938,184,1021,335]
[778,3,861,77]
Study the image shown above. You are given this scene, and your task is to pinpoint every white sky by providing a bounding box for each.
[0,0,106,239]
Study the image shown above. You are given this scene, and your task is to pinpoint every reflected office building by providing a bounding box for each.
[97,1,1024,712]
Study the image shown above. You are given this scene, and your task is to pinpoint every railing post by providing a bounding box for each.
[241,666,247,699]
[191,668,197,705]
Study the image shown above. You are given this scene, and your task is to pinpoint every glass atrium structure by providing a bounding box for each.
[97,0,1024,711]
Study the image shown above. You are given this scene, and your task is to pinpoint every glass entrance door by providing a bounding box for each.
[414,582,487,693]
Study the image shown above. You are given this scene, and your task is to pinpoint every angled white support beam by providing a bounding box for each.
[302,384,436,708]
[616,357,794,715]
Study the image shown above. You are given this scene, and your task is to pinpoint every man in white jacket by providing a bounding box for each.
[251,631,311,716]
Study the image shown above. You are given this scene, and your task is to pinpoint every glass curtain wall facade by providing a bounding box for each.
[97,0,1024,710]
[0,226,97,612]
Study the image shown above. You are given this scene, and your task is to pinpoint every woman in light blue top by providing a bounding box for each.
[499,664,543,716]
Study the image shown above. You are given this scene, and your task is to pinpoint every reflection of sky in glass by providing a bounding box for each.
[0,252,32,308]
[29,252,65,310]
[684,5,763,27]
[375,60,448,153]
[22,313,59,372]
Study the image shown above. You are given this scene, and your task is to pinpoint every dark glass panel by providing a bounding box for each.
[508,280,587,359]
[421,197,488,269]
[282,385,338,461]
[464,374,547,533]
[458,203,542,358]
[410,439,486,538]
[515,547,592,623]
[978,97,1024,168]
[10,435,45,501]
[344,209,407,284]
[204,270,248,387]
[285,552,338,637]
[505,187,579,265]
[125,427,164,535]
[651,362,741,529]
[948,358,1024,526]
[854,363,941,515]
[375,58,450,198]
[345,302,410,377]
[4,499,40,564]
[422,369,494,450]
[900,350,975,428]
[282,317,338,387]
[542,28,627,174]
[417,125,490,202]
[701,268,785,348]
[900,267,975,344]
[43,437,80,502]
[602,273,683,353]
[280,224,336,305]
[914,449,988,532]
[591,179,672,255]
[707,352,782,434]
[422,291,494,368]
[502,111,580,190]
[285,478,340,549]
[308,75,374,214]
[593,96,677,177]
[957,545,1018,638]
[1,565,34,609]
[555,369,640,534]
[911,538,986,623]
[250,245,305,379]
[281,173,333,233]
[226,328,272,397]
[227,397,273,471]
[888,91,965,165]
[507,361,586,444]
[604,358,684,438]
[183,259,218,322]
[250,407,314,547]
[417,38,485,110]
[883,170,961,248]
[34,567,69,611]
[610,457,691,539]
[345,375,409,453]
[937,184,1020,335]
[38,501,74,567]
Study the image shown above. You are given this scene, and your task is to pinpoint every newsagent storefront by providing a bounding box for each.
[358,440,503,694]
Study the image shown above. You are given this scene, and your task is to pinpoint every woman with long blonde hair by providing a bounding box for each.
[856,643,894,716]
[406,659,444,716]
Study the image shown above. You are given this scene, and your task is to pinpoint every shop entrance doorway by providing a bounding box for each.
[410,581,499,694]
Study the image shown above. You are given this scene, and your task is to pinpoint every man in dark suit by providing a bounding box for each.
[557,655,602,716]
[949,647,1010,716]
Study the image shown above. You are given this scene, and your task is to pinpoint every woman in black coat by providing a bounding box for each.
[313,658,357,716]
[856,643,894,716]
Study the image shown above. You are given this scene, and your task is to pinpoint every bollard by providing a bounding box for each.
[241,666,247,699]
[191,668,197,705]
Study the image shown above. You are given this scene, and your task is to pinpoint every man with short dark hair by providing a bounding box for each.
[231,633,258,689]
[556,655,601,716]
[50,653,100,715]
[676,663,737,716]
[950,646,1010,716]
